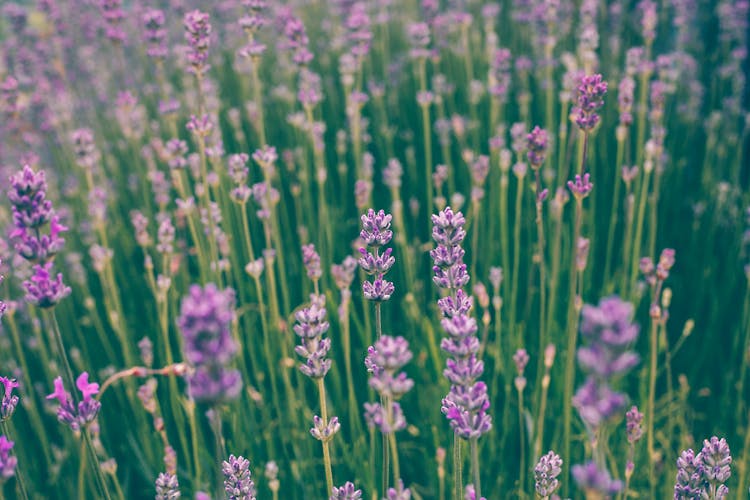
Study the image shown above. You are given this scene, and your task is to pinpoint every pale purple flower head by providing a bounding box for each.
[384,479,411,500]
[294,297,332,379]
[184,10,212,73]
[0,435,16,479]
[573,74,608,131]
[534,451,563,497]
[626,406,644,444]
[46,373,102,430]
[177,284,242,403]
[513,348,530,375]
[143,8,168,60]
[24,262,72,308]
[330,481,362,500]
[0,377,19,421]
[526,126,549,169]
[222,455,256,500]
[302,244,322,282]
[572,378,628,428]
[567,173,594,199]
[155,472,180,500]
[360,209,393,247]
[572,461,623,497]
[700,437,731,485]
[578,296,640,377]
[674,448,706,499]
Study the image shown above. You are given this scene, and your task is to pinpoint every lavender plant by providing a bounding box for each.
[0,1,746,499]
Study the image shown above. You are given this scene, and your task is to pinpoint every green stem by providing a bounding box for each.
[647,317,659,498]
[470,437,481,498]
[316,378,334,495]
[0,421,29,500]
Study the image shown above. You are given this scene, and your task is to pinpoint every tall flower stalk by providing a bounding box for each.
[431,207,492,499]
[295,244,338,495]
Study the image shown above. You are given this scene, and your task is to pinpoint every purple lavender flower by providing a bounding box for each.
[310,415,341,441]
[294,295,332,379]
[364,335,414,433]
[567,173,594,199]
[674,449,706,499]
[302,244,323,282]
[578,297,640,377]
[99,0,125,43]
[573,461,623,497]
[534,451,563,498]
[223,455,257,500]
[359,209,395,303]
[0,377,19,421]
[8,165,67,263]
[526,126,549,169]
[24,262,72,308]
[330,481,362,500]
[700,437,731,497]
[573,74,608,131]
[143,8,168,60]
[384,479,411,500]
[177,284,242,403]
[626,406,644,444]
[155,472,180,500]
[184,10,212,74]
[463,484,486,500]
[432,207,492,439]
[0,435,17,480]
[46,372,102,431]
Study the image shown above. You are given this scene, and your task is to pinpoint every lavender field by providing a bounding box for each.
[0,0,748,499]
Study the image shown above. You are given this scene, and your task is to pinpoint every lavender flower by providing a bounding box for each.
[526,126,549,169]
[384,479,411,500]
[8,165,67,263]
[0,436,16,480]
[143,8,168,60]
[302,244,322,283]
[432,207,492,439]
[573,461,623,497]
[223,455,257,500]
[0,377,19,421]
[155,472,181,500]
[184,10,211,74]
[626,406,644,444]
[294,295,332,379]
[177,284,242,404]
[700,437,731,498]
[534,451,563,498]
[330,481,363,500]
[359,209,395,303]
[46,372,102,431]
[573,74,608,131]
[364,335,414,433]
[674,449,706,499]
[567,173,594,199]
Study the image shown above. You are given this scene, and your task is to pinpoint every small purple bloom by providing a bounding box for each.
[330,481,362,500]
[46,373,102,430]
[572,461,623,497]
[0,377,19,421]
[573,74,608,131]
[526,126,549,169]
[567,173,594,199]
[0,435,17,479]
[177,284,242,403]
[626,406,644,444]
[534,451,563,497]
[222,455,256,500]
[155,472,180,500]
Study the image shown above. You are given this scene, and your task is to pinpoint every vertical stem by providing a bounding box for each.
[316,378,334,495]
[470,437,481,498]
[517,388,525,494]
[82,427,113,500]
[509,175,525,336]
[453,434,463,500]
[646,318,658,498]
[562,200,582,497]
[604,135,625,283]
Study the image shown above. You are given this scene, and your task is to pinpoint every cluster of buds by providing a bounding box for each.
[46,373,102,431]
[363,335,414,434]
[639,248,675,318]
[359,209,395,303]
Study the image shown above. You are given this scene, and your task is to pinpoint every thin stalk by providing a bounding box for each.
[82,427,112,500]
[509,173,525,336]
[629,167,652,297]
[517,386,526,494]
[562,199,583,497]
[316,378,334,495]
[646,317,659,498]
[454,433,463,500]
[534,365,552,460]
[604,134,626,283]
[470,437,481,499]
[418,58,433,215]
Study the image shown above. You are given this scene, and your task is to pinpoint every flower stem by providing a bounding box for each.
[0,420,28,500]
[316,378,334,495]
[470,437,481,499]
[646,318,659,498]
